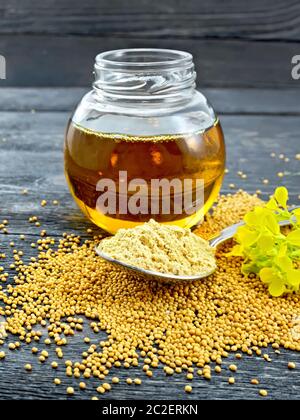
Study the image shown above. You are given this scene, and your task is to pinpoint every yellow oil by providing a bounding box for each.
[65,121,225,234]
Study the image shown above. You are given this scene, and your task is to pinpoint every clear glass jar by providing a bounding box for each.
[65,49,226,234]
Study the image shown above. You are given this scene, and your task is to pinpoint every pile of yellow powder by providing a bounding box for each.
[98,219,216,276]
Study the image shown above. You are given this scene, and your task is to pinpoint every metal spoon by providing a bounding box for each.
[95,209,298,284]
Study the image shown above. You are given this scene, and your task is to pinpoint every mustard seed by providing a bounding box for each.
[288,362,296,370]
[259,390,268,397]
[67,387,74,395]
[24,364,32,372]
[185,385,192,393]
[251,379,259,385]
[134,378,142,385]
[79,382,86,390]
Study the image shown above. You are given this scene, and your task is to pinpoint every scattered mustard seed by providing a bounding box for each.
[134,378,142,385]
[24,364,32,372]
[259,390,268,397]
[67,387,74,395]
[79,382,86,390]
[229,364,237,372]
[288,362,296,370]
[251,379,260,385]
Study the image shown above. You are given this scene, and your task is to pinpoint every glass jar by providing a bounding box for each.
[65,49,226,234]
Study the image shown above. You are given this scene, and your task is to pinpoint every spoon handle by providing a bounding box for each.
[209,206,300,249]
[209,221,244,248]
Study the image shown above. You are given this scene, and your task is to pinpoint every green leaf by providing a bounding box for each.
[287,230,300,247]
[274,186,289,208]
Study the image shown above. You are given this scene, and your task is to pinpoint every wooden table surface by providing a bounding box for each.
[0,87,300,400]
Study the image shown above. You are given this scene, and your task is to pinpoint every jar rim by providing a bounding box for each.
[95,49,193,70]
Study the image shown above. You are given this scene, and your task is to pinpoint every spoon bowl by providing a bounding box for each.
[95,207,298,284]
[95,248,216,284]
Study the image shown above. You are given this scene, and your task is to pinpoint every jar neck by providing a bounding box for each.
[93,49,196,106]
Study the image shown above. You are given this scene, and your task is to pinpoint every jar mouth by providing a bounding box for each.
[94,48,196,105]
[95,49,193,72]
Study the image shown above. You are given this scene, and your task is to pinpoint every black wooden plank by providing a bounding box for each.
[0,36,299,88]
[1,88,300,115]
[0,0,299,41]
[0,103,300,400]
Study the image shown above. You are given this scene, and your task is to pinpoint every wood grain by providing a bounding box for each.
[0,88,300,399]
[1,35,299,88]
[0,0,299,87]
[0,0,300,40]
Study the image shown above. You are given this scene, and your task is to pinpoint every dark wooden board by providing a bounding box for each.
[0,0,300,87]
[1,35,299,88]
[1,0,300,40]
[0,88,300,400]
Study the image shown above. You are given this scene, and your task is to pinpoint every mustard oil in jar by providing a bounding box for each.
[65,120,225,234]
